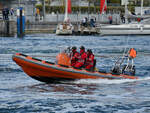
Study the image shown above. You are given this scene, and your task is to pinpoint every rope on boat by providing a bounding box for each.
[120,35,130,65]
[113,36,130,67]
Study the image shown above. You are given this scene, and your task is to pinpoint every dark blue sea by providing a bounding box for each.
[0,34,150,113]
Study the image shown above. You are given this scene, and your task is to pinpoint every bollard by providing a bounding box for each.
[17,7,25,37]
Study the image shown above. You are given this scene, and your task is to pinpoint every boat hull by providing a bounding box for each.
[56,29,72,35]
[78,26,99,35]
[56,23,73,35]
[12,53,138,83]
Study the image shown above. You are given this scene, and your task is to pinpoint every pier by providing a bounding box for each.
[25,21,100,35]
[0,20,100,37]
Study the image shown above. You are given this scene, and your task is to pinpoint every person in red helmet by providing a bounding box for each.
[70,46,80,67]
[85,49,95,71]
[74,46,87,69]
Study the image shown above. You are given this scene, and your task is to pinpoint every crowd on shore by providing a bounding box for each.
[1,7,14,20]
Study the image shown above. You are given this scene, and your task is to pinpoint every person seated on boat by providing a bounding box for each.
[64,46,72,56]
[81,17,86,27]
[70,46,80,67]
[81,17,88,27]
[121,14,125,23]
[73,46,87,69]
[90,18,95,27]
[85,17,88,27]
[66,18,70,24]
[59,23,63,30]
[85,49,95,71]
[63,23,67,29]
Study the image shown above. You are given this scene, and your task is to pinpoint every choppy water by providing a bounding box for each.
[0,34,150,113]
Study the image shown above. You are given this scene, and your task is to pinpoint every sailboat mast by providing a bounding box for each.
[141,0,143,16]
[124,0,128,24]
[64,0,68,21]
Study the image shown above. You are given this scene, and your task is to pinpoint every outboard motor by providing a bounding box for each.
[122,64,135,76]
[111,65,122,75]
[111,48,137,76]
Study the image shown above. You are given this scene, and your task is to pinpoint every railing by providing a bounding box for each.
[26,13,121,25]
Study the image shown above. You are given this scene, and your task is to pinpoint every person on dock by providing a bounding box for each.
[108,15,112,24]
[35,8,40,21]
[2,8,8,20]
[2,8,5,20]
[10,8,14,15]
[3,7,9,20]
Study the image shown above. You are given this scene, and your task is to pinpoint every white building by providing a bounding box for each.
[50,0,91,7]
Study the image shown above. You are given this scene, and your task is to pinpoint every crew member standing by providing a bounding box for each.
[128,48,137,67]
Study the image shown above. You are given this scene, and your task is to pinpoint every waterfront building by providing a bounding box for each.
[50,0,120,7]
[50,0,89,6]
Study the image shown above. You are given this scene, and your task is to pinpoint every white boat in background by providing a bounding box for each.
[78,26,98,35]
[100,22,150,35]
[99,0,150,35]
[56,0,74,35]
[77,0,106,35]
[56,22,73,35]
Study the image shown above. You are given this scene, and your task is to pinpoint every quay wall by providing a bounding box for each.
[0,20,16,37]
[0,13,121,36]
[25,21,81,34]
[25,21,57,34]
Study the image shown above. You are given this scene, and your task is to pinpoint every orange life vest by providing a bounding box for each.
[129,48,136,58]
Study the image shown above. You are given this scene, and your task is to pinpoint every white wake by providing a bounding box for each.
[73,76,150,85]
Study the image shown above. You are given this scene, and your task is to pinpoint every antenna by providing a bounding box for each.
[64,0,68,22]
[124,0,129,24]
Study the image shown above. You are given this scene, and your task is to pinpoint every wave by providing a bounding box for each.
[0,67,22,72]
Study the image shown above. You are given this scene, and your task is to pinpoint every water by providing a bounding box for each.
[0,34,150,113]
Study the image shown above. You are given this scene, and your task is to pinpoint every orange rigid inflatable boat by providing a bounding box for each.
[12,53,138,83]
